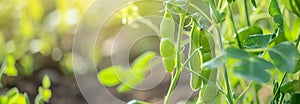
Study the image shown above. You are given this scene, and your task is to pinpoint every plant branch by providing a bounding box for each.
[164,0,190,102]
[271,72,287,103]
[234,81,254,103]
[228,3,242,48]
[184,66,227,95]
[190,3,214,25]
[243,0,250,26]
[214,23,234,104]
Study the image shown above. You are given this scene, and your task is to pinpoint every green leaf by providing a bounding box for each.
[280,0,300,17]
[251,0,257,8]
[233,57,274,83]
[42,75,51,89]
[226,46,250,60]
[42,89,51,102]
[117,76,143,93]
[131,52,156,73]
[243,34,272,49]
[291,93,300,104]
[0,96,8,104]
[268,42,299,73]
[237,26,263,47]
[202,53,227,69]
[3,55,18,76]
[6,87,19,99]
[269,0,283,30]
[97,66,124,87]
[20,54,34,76]
[34,94,43,104]
[24,93,30,104]
[280,80,300,94]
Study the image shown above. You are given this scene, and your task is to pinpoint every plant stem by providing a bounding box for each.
[271,72,287,103]
[184,66,226,94]
[228,3,242,48]
[217,0,224,10]
[243,0,250,26]
[164,0,189,101]
[190,3,214,25]
[234,81,254,103]
[215,23,234,104]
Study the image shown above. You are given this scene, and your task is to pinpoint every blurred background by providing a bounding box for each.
[0,0,169,103]
[0,0,93,103]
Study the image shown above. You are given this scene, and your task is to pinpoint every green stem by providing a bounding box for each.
[234,81,254,103]
[228,3,242,48]
[184,66,227,95]
[190,3,214,25]
[215,23,234,104]
[271,72,287,103]
[243,0,250,26]
[164,0,189,101]
[223,65,234,104]
[217,0,224,10]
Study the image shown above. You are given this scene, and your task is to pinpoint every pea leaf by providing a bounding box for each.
[24,93,30,104]
[280,80,300,94]
[237,26,263,47]
[243,34,272,49]
[42,75,51,89]
[269,0,283,30]
[118,52,156,93]
[233,57,274,83]
[131,52,156,73]
[3,55,18,76]
[226,46,250,60]
[117,76,143,93]
[251,0,257,8]
[202,53,227,69]
[280,0,300,17]
[42,89,51,101]
[98,52,156,93]
[0,96,8,104]
[97,66,123,87]
[6,87,19,99]
[268,42,299,73]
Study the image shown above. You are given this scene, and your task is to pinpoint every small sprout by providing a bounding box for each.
[42,75,51,89]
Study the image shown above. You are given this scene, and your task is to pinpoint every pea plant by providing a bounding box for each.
[0,74,51,104]
[98,0,300,103]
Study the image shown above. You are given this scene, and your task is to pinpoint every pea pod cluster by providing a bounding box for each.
[160,8,176,72]
[189,19,215,91]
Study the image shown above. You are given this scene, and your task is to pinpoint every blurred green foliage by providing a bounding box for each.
[0,0,92,103]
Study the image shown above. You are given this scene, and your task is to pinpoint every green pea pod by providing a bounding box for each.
[160,7,176,72]
[160,38,176,72]
[160,8,175,41]
[199,31,218,103]
[189,23,203,91]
